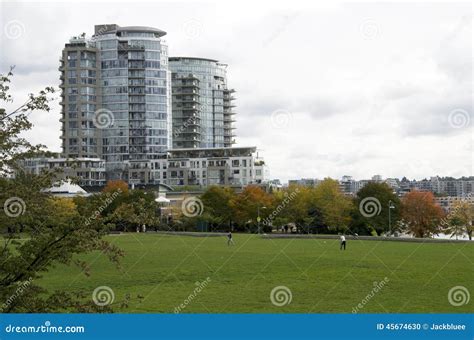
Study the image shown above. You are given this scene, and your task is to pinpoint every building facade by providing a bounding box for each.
[165,147,264,187]
[169,57,236,149]
[20,148,266,189]
[19,156,106,187]
[54,24,269,188]
[60,24,171,185]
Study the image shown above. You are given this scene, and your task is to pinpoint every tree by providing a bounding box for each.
[353,182,401,236]
[0,67,55,176]
[110,191,158,231]
[0,70,123,312]
[313,178,352,232]
[200,186,237,230]
[444,200,474,240]
[401,191,445,238]
[270,185,324,233]
[230,185,274,231]
[103,180,129,195]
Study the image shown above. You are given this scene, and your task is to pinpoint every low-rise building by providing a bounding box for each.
[435,195,474,212]
[288,178,322,187]
[164,146,265,187]
[18,156,106,187]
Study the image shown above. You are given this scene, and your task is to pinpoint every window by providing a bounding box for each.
[67,51,77,60]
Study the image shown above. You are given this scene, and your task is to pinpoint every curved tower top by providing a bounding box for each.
[93,24,167,38]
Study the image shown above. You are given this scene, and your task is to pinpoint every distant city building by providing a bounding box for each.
[410,176,474,197]
[371,174,383,182]
[169,57,236,149]
[384,178,400,192]
[338,176,367,195]
[266,179,283,191]
[287,175,474,197]
[288,178,322,187]
[435,195,474,212]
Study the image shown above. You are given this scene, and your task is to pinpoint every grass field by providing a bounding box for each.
[37,233,473,313]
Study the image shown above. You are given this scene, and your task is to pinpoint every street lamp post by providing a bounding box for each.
[388,200,395,236]
[257,206,266,234]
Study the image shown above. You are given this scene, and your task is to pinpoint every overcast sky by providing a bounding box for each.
[1,0,472,183]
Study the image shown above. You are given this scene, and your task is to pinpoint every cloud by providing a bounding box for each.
[0,1,472,183]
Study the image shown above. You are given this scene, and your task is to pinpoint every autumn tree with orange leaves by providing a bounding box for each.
[401,191,445,238]
[230,185,274,230]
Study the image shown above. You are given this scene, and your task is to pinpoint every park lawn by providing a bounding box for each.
[36,233,473,313]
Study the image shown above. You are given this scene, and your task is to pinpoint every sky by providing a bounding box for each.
[0,0,472,183]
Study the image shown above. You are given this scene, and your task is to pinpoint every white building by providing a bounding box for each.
[19,146,267,189]
[163,146,266,187]
[19,157,106,187]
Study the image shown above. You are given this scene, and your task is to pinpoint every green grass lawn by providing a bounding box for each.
[37,233,473,313]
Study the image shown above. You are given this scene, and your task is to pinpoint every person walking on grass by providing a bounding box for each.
[227,231,235,246]
[340,234,346,250]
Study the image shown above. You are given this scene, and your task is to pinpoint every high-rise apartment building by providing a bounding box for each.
[169,57,236,149]
[59,24,171,184]
[54,24,267,188]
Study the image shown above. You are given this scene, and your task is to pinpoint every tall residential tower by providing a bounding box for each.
[54,24,267,188]
[59,24,171,184]
[169,57,236,149]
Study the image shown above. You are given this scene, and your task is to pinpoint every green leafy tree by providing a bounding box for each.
[110,191,158,231]
[200,186,237,230]
[353,182,401,236]
[0,70,123,312]
[0,67,55,176]
[313,178,352,232]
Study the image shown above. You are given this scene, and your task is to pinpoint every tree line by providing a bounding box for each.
[182,180,473,240]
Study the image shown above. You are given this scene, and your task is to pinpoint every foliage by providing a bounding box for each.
[103,180,129,195]
[0,67,55,176]
[443,200,474,240]
[199,186,237,230]
[0,70,122,312]
[312,179,352,232]
[352,182,401,236]
[401,191,445,238]
[230,185,274,231]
